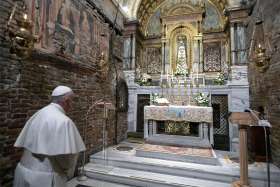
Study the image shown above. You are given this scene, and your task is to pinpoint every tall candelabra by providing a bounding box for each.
[77,99,114,181]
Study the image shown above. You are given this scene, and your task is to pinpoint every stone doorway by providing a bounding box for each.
[211,95,229,151]
[137,94,150,132]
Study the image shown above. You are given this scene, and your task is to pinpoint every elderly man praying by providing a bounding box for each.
[13,86,86,187]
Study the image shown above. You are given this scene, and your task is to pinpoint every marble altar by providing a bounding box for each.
[144,105,214,145]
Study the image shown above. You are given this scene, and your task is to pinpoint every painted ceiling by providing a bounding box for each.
[115,0,241,19]
[116,0,243,36]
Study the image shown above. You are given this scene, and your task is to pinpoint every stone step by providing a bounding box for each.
[135,144,219,165]
[90,150,280,186]
[67,177,134,187]
[146,134,211,148]
[84,163,231,187]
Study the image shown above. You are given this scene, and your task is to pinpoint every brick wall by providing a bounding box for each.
[0,0,127,186]
[247,0,280,167]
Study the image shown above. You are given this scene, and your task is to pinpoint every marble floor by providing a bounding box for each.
[68,140,280,187]
[137,144,213,157]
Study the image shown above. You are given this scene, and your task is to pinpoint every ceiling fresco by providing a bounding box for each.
[116,0,229,35]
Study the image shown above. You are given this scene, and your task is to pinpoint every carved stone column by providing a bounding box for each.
[192,36,199,73]
[237,24,247,64]
[227,7,249,65]
[230,23,237,65]
[162,39,169,74]
[192,35,203,74]
[198,35,203,73]
[123,21,138,70]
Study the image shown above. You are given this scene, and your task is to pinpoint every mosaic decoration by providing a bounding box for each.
[203,42,221,72]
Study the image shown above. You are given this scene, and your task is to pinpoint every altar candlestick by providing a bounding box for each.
[178,79,181,105]
[184,77,188,105]
[209,88,212,107]
[197,39,201,88]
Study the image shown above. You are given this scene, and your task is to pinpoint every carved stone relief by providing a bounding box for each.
[142,47,162,74]
[203,42,221,72]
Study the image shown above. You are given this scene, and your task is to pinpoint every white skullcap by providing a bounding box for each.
[51,86,73,96]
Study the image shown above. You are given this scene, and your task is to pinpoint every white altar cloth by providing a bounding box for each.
[144,105,213,123]
[144,105,213,145]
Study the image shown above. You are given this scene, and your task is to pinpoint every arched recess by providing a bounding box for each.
[169,25,196,73]
[116,79,129,112]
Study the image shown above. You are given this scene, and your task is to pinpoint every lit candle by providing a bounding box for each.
[23,13,27,20]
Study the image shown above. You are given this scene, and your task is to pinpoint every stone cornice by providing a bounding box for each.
[30,49,97,75]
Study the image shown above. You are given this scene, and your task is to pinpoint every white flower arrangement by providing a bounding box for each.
[214,72,225,85]
[151,93,160,104]
[193,92,209,106]
[155,97,169,106]
[136,73,152,86]
[151,93,169,105]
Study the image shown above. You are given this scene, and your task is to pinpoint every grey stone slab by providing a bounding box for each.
[146,134,211,148]
[84,163,231,187]
[67,177,134,187]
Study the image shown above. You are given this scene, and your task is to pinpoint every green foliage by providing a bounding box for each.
[151,93,160,104]
[193,92,209,106]
[136,73,152,86]
[214,72,225,85]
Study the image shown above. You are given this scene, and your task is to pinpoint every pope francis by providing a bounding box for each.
[13,86,86,187]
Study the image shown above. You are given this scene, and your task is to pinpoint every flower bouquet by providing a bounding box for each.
[151,93,160,104]
[136,73,152,86]
[193,92,209,106]
[214,73,225,85]
[151,93,169,106]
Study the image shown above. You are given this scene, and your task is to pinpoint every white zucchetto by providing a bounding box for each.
[51,86,73,96]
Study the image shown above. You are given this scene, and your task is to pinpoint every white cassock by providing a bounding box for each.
[13,103,86,187]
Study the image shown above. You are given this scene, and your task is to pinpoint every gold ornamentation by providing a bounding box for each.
[6,2,38,58]
[137,0,227,35]
[165,121,191,136]
[168,25,194,74]
[98,52,109,79]
[249,19,271,72]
